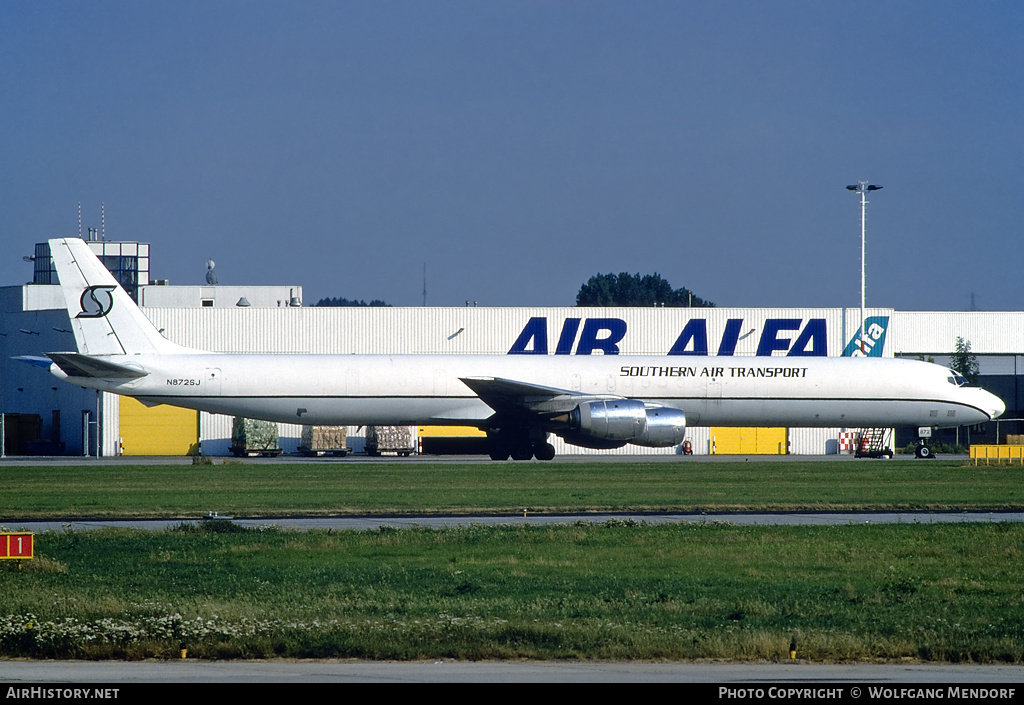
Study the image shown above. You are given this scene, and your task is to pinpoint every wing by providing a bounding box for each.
[459,376,619,418]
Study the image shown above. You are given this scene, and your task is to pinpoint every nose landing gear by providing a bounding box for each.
[915,427,935,459]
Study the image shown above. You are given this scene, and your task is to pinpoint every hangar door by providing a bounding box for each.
[711,427,788,455]
[119,396,199,455]
[417,425,488,455]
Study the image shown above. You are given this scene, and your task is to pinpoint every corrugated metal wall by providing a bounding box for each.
[143,306,893,357]
[888,312,1024,356]
[788,427,845,455]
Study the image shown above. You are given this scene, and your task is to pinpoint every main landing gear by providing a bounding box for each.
[487,428,556,461]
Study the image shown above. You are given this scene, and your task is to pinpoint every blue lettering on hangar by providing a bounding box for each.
[508,317,629,355]
[507,317,828,356]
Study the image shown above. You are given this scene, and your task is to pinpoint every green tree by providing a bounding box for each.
[576,272,713,307]
[950,336,980,385]
[314,297,390,307]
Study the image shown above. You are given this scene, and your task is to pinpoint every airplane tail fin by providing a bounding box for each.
[49,238,188,355]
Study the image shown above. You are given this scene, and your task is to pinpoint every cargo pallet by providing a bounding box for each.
[298,446,350,457]
[298,425,349,457]
[365,425,417,457]
[230,446,284,458]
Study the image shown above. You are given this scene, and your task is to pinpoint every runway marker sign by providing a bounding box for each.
[0,533,34,560]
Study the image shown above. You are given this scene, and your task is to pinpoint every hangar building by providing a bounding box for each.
[2,239,1020,457]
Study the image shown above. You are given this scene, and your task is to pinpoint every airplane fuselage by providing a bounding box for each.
[51,352,1001,430]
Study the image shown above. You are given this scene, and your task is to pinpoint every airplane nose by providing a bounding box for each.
[963,388,1005,424]
[988,392,1006,421]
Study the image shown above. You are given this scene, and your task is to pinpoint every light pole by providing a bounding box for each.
[846,181,882,354]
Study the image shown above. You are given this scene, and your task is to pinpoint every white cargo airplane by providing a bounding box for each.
[31,238,1005,460]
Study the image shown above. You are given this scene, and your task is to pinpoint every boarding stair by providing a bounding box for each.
[855,428,894,459]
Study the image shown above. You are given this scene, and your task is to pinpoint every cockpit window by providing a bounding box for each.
[947,371,970,387]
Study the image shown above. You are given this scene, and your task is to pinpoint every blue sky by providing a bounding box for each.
[3,1,1022,310]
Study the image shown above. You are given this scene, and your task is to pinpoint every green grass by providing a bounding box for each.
[2,521,1022,662]
[1,459,1023,519]
[2,459,1023,662]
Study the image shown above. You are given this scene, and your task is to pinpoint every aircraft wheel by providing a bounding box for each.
[915,444,931,459]
[534,442,556,461]
[487,433,512,460]
[511,444,534,461]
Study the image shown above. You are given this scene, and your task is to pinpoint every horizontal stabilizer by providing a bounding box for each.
[45,352,150,379]
[12,355,56,370]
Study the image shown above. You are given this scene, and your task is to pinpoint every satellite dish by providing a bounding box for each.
[205,259,218,285]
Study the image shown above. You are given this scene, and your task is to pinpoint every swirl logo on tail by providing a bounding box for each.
[77,286,116,318]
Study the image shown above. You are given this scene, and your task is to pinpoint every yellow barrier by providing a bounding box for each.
[970,445,1024,465]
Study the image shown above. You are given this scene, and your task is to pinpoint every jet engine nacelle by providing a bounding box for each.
[639,406,688,447]
[564,400,686,448]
